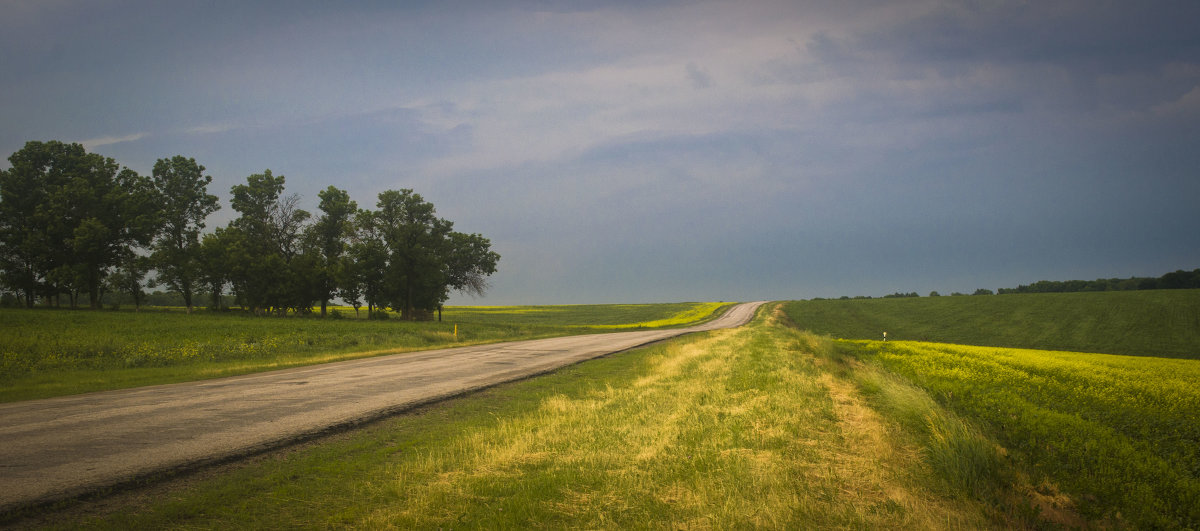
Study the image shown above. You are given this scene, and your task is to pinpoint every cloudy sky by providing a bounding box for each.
[2,0,1198,304]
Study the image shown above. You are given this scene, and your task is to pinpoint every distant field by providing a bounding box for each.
[0,302,729,402]
[783,290,1200,358]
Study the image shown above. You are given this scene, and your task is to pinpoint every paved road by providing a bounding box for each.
[0,301,765,512]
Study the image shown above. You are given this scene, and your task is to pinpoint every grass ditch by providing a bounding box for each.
[17,304,1028,529]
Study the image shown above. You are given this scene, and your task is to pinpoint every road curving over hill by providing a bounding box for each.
[0,301,766,513]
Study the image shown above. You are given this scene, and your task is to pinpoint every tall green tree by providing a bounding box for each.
[0,141,157,308]
[373,189,453,320]
[349,207,391,317]
[226,170,311,314]
[362,189,499,320]
[60,164,158,309]
[308,186,357,316]
[150,155,220,313]
[197,227,235,310]
[0,141,76,306]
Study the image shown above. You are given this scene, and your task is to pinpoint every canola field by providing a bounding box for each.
[843,339,1200,528]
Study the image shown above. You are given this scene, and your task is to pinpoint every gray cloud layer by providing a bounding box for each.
[2,0,1197,303]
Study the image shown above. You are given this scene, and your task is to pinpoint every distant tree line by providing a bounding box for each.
[0,140,499,319]
[996,269,1200,294]
[810,269,1199,301]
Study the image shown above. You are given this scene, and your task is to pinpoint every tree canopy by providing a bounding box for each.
[0,140,499,317]
[150,155,220,312]
[0,141,157,308]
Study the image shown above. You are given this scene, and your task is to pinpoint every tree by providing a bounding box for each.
[350,207,391,317]
[0,141,76,307]
[309,186,357,316]
[373,189,453,320]
[436,231,500,320]
[106,252,152,311]
[0,141,157,309]
[1159,269,1200,290]
[71,165,159,309]
[150,156,220,313]
[226,170,311,314]
[197,228,235,309]
[336,254,364,317]
[356,189,499,320]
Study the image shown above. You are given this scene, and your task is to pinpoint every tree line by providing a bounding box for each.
[995,269,1200,294]
[0,140,499,319]
[811,268,1200,301]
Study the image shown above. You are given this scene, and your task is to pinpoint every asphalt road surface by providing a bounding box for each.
[0,301,765,512]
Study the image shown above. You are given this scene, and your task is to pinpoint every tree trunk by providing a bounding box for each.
[22,265,34,308]
[404,281,414,321]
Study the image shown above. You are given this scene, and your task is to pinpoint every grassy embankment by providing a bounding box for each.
[28,305,1022,529]
[0,302,729,402]
[785,290,1200,528]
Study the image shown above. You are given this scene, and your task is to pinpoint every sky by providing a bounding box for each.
[2,0,1198,304]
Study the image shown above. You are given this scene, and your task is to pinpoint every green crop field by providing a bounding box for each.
[783,291,1200,528]
[837,340,1200,528]
[0,302,729,402]
[784,289,1200,358]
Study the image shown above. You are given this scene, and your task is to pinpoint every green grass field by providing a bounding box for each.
[784,289,1200,358]
[0,302,730,402]
[8,292,1198,528]
[26,306,1020,529]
